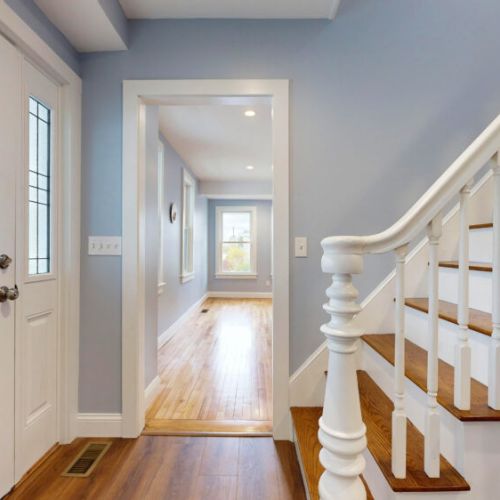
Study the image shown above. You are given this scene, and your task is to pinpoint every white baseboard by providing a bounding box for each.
[144,375,162,408]
[77,413,123,437]
[289,341,328,407]
[158,292,209,348]
[207,291,272,299]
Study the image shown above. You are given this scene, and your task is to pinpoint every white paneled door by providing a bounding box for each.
[0,34,59,496]
[0,33,20,498]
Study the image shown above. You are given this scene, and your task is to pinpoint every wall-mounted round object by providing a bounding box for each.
[169,203,177,223]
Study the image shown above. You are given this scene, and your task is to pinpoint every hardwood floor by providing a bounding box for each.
[6,436,306,499]
[145,298,272,434]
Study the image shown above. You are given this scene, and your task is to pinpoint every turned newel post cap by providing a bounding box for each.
[321,236,364,275]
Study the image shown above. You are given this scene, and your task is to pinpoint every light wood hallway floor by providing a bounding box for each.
[144,298,272,435]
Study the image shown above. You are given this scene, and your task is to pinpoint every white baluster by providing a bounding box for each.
[455,182,472,410]
[392,244,409,478]
[425,215,442,478]
[489,160,500,409]
[319,251,367,500]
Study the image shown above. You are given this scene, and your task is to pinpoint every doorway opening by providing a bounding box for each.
[122,80,290,440]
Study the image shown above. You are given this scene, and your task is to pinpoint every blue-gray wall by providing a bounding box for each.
[157,134,208,341]
[79,0,500,412]
[207,199,272,294]
[5,0,80,74]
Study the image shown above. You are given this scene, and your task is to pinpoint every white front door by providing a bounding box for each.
[0,34,60,495]
[0,33,21,498]
[15,59,59,479]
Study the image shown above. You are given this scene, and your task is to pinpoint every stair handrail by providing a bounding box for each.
[318,114,500,500]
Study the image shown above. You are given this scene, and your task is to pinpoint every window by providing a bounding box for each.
[216,206,257,278]
[157,141,165,294]
[181,169,195,283]
[28,97,52,276]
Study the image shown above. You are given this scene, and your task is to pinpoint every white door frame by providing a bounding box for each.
[0,1,81,452]
[122,79,290,439]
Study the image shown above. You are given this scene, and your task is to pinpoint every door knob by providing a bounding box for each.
[0,285,19,303]
[0,254,12,269]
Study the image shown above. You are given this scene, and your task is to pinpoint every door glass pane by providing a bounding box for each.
[28,97,51,276]
[222,242,251,272]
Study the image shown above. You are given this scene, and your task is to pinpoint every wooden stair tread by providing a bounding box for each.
[405,297,492,337]
[439,260,492,272]
[290,407,374,500]
[469,222,493,229]
[357,370,469,492]
[362,334,500,421]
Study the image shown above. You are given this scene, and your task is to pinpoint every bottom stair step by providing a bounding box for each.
[291,370,470,497]
[291,407,373,500]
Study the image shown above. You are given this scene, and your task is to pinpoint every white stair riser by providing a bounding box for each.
[405,306,489,385]
[469,227,493,263]
[362,342,500,500]
[439,267,492,314]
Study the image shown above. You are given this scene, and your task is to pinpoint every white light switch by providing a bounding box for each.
[295,237,308,257]
[88,236,122,256]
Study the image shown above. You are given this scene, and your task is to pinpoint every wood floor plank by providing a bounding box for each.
[358,370,470,492]
[363,333,500,421]
[7,436,305,499]
[405,297,492,337]
[147,298,272,434]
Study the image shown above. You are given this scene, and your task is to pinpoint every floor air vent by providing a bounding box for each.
[62,441,112,477]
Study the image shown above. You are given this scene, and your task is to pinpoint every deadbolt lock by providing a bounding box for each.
[0,254,12,270]
[0,285,19,303]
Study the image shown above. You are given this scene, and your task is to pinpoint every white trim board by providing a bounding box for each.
[76,413,123,438]
[158,293,208,348]
[144,376,162,409]
[122,79,289,440]
[207,291,272,299]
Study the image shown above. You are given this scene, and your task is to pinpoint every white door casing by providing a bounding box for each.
[0,33,21,498]
[14,60,60,479]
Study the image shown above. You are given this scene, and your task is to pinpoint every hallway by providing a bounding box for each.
[145,298,272,434]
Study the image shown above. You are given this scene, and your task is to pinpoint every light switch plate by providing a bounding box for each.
[295,237,308,257]
[88,236,122,256]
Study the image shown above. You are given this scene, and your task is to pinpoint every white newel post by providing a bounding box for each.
[455,182,472,410]
[425,215,442,478]
[489,160,500,409]
[319,248,367,500]
[392,244,409,478]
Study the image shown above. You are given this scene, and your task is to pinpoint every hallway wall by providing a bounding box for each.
[78,0,500,412]
[156,134,208,351]
[207,199,272,295]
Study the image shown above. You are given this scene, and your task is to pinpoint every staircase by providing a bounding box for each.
[291,116,500,499]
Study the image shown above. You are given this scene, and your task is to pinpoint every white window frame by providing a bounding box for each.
[215,205,257,279]
[157,140,165,294]
[180,169,195,283]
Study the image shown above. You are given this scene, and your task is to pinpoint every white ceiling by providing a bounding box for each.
[35,0,127,52]
[158,104,272,182]
[119,0,341,19]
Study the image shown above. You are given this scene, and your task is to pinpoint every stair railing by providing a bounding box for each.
[319,114,500,499]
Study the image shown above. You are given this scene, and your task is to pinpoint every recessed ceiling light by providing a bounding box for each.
[244,110,256,117]
[246,165,255,170]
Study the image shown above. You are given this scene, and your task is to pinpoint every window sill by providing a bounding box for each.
[180,273,194,284]
[215,273,258,280]
[158,282,166,295]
